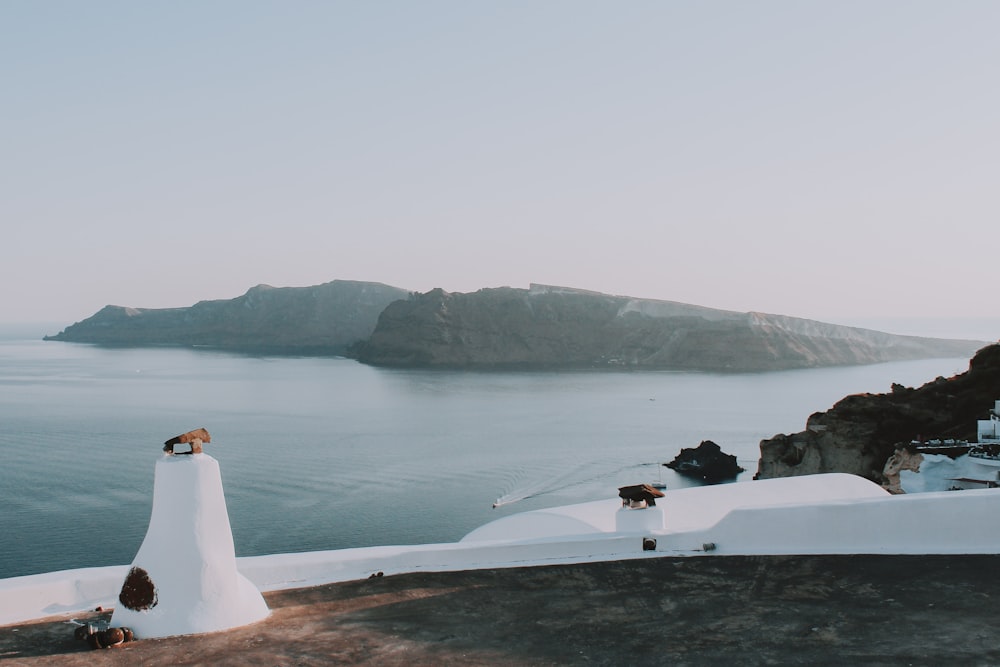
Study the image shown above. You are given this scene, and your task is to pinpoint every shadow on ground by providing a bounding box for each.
[3,555,1000,665]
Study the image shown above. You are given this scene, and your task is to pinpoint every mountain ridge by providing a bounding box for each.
[354,283,986,371]
[44,280,411,355]
[45,280,987,371]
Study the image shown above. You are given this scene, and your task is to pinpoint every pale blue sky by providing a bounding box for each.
[3,1,998,327]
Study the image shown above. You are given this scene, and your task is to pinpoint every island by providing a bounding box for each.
[44,280,410,356]
[46,280,986,372]
[354,284,985,371]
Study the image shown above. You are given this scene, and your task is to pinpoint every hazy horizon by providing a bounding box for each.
[4,2,997,328]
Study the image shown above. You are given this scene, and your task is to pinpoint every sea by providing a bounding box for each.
[1,320,997,580]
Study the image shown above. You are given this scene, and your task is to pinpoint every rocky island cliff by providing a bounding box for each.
[44,280,410,355]
[46,280,985,372]
[354,284,983,371]
[756,342,1000,482]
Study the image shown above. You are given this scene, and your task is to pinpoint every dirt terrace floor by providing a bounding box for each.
[2,554,1000,666]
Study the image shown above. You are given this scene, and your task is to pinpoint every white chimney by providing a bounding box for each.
[111,432,269,638]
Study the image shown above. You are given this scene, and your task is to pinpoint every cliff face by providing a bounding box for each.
[756,343,1000,482]
[45,280,989,370]
[354,284,986,371]
[44,280,410,354]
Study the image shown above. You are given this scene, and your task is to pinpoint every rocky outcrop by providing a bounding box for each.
[354,284,986,371]
[44,280,410,355]
[880,448,924,494]
[756,343,1000,482]
[666,440,745,482]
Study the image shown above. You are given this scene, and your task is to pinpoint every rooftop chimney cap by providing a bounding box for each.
[163,428,211,455]
[618,483,665,506]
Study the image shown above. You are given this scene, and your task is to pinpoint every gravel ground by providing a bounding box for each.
[3,554,1000,666]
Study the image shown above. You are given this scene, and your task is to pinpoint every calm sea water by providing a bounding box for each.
[0,324,983,579]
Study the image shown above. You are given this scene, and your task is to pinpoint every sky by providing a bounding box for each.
[3,1,998,330]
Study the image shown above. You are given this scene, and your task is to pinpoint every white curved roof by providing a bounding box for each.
[462,499,618,542]
[463,474,889,543]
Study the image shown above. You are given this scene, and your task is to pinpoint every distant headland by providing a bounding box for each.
[45,280,987,372]
[44,280,410,356]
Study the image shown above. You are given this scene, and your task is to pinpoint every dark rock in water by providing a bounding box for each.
[666,440,745,482]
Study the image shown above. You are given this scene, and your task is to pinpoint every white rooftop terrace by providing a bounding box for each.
[4,473,1000,628]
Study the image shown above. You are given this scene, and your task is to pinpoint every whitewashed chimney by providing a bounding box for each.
[111,431,269,638]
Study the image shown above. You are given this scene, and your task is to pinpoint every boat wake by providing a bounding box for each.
[492,461,650,508]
